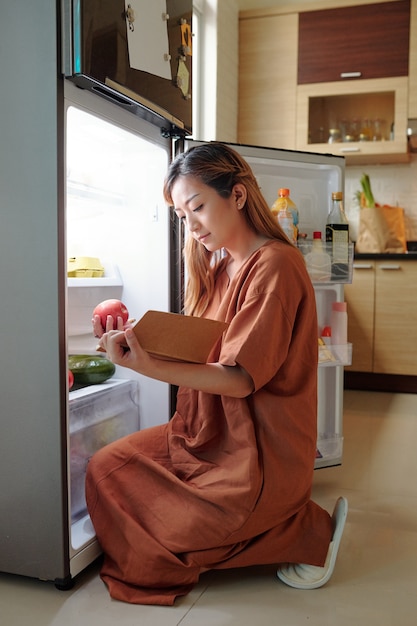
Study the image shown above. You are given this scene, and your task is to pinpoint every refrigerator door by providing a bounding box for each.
[184,139,347,468]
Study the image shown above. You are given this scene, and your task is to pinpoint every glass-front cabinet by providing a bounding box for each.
[296,76,409,164]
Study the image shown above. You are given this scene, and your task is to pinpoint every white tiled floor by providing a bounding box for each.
[1,389,417,625]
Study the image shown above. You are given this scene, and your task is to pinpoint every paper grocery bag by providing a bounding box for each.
[356,206,407,253]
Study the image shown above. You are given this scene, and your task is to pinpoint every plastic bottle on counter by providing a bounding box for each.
[271,188,298,244]
[326,191,349,281]
[330,301,348,345]
[305,231,331,282]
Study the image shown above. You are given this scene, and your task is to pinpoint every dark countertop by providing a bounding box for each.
[354,252,417,260]
[354,242,417,260]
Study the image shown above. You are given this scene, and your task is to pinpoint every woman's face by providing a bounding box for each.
[171,175,247,253]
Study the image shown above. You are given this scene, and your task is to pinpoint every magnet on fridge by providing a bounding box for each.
[180,21,192,56]
[176,59,190,98]
[125,4,135,31]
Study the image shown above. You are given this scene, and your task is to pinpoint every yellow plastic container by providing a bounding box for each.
[67,256,104,278]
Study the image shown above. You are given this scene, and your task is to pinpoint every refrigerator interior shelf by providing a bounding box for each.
[68,276,123,288]
[67,262,123,288]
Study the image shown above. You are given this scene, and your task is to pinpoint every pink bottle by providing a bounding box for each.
[331,301,347,345]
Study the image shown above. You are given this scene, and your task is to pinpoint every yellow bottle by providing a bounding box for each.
[271,188,298,244]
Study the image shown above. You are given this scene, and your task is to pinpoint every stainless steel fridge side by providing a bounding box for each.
[0,2,71,586]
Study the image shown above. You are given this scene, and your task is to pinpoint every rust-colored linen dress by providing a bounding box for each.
[85,240,333,605]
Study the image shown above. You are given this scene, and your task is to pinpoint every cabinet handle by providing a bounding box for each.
[340,147,360,153]
[353,263,373,269]
[379,264,401,270]
[340,72,362,78]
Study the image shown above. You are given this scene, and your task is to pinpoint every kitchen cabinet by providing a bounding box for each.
[344,259,417,375]
[238,0,412,165]
[409,0,417,117]
[374,260,417,374]
[296,76,409,164]
[238,11,298,150]
[297,0,410,85]
[296,0,410,163]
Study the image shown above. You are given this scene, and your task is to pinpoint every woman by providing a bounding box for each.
[88,142,348,605]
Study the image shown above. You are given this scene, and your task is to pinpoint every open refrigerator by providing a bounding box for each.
[0,0,352,590]
[65,87,352,580]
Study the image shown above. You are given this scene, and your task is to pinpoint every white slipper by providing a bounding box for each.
[277,496,348,590]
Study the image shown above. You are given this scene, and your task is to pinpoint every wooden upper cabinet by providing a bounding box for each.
[238,13,298,150]
[298,0,410,85]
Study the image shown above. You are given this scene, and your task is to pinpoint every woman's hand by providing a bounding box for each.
[97,329,254,398]
[96,327,152,374]
[92,314,132,338]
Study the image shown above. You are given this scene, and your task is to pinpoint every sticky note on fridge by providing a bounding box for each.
[133,311,228,363]
[125,0,172,80]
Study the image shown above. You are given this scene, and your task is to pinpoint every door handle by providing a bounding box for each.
[353,263,373,269]
[340,72,362,78]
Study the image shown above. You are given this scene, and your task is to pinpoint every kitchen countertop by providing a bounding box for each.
[354,252,417,260]
[354,242,417,260]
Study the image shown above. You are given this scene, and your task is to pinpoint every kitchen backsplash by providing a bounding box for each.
[344,153,417,243]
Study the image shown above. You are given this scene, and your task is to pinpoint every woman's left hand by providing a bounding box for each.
[97,327,152,375]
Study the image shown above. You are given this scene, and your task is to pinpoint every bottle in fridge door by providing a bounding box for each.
[271,188,298,244]
[326,191,350,281]
[305,231,331,282]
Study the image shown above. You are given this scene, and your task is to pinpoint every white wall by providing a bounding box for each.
[216,0,239,141]
[344,156,417,243]
[197,0,239,141]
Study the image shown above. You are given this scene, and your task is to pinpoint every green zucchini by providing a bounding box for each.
[68,354,116,385]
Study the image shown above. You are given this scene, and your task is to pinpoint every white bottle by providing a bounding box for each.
[331,301,348,345]
[278,206,296,243]
[305,231,331,282]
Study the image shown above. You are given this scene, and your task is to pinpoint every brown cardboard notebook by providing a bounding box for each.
[133,311,228,363]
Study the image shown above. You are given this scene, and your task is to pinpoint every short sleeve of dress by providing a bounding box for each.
[217,243,316,392]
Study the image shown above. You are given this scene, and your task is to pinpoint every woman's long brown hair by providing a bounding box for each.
[164,142,293,316]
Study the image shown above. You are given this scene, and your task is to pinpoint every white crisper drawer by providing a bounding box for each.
[69,379,140,522]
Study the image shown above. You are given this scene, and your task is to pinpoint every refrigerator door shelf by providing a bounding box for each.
[315,435,344,469]
[319,343,352,367]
